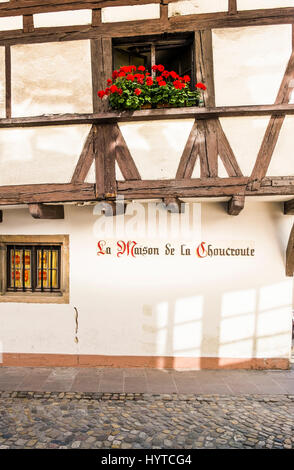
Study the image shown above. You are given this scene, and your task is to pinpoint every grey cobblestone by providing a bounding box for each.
[0,393,293,449]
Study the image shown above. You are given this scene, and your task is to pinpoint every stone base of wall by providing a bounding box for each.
[0,353,289,370]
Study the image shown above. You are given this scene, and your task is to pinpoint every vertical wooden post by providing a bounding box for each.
[194,30,215,107]
[91,37,112,112]
[92,9,102,27]
[228,0,237,15]
[5,46,11,119]
[160,1,169,25]
[23,15,34,33]
[94,124,117,200]
[151,44,156,77]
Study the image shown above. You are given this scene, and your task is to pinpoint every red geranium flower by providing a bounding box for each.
[146,77,153,86]
[170,71,179,80]
[158,80,166,86]
[134,88,142,96]
[118,88,123,95]
[156,76,163,82]
[162,71,170,78]
[118,71,126,77]
[97,90,105,99]
[126,74,135,81]
[105,87,111,95]
[196,82,207,90]
[107,79,113,85]
[110,85,119,93]
[138,65,146,72]
[112,70,118,80]
[183,75,191,82]
[151,65,158,71]
[157,64,165,72]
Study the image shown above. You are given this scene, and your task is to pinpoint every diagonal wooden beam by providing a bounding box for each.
[28,203,64,219]
[94,124,117,199]
[251,48,294,182]
[286,223,294,276]
[114,124,141,180]
[228,194,245,216]
[215,119,243,177]
[284,199,294,215]
[71,126,95,183]
[176,121,198,179]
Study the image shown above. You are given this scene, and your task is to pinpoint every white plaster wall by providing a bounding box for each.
[0,202,292,360]
[238,0,294,9]
[119,120,194,180]
[213,25,292,106]
[34,10,92,28]
[102,4,160,23]
[169,0,228,16]
[0,16,22,31]
[0,125,91,185]
[0,46,4,118]
[11,41,92,117]
[268,115,294,176]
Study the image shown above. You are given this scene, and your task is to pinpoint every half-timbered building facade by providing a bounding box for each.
[0,0,293,369]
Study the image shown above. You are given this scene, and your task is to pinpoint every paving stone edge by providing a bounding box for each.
[0,391,293,402]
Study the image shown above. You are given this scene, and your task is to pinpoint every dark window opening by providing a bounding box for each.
[7,245,61,293]
[113,33,195,85]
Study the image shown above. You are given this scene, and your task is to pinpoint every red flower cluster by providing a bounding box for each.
[196,82,207,90]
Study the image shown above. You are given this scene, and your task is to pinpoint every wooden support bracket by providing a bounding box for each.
[228,195,245,216]
[286,223,294,276]
[284,199,294,215]
[28,204,64,219]
[163,197,185,213]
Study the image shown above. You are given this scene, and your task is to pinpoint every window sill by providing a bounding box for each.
[0,292,69,304]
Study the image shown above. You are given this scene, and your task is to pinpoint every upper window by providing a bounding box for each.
[0,235,69,303]
[113,32,195,85]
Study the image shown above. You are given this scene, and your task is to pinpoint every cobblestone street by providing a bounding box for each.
[0,392,293,449]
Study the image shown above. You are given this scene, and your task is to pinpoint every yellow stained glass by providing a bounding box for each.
[10,249,31,288]
[37,249,58,289]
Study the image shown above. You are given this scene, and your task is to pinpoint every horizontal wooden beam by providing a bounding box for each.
[228,195,245,216]
[0,183,95,205]
[284,199,294,214]
[2,104,294,128]
[28,203,65,219]
[0,8,294,45]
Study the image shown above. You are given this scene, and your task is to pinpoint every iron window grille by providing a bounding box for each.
[6,245,61,293]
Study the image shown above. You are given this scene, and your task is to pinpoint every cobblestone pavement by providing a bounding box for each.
[0,392,293,449]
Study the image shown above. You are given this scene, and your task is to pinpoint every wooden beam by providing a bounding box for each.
[228,194,245,216]
[92,9,101,27]
[194,30,215,107]
[251,48,294,182]
[228,0,237,15]
[3,104,294,128]
[91,37,112,113]
[284,199,294,215]
[5,46,11,119]
[160,2,168,25]
[94,124,117,199]
[215,119,243,177]
[286,223,294,276]
[2,8,294,45]
[71,126,95,183]
[0,183,95,205]
[28,204,65,219]
[23,14,34,33]
[176,121,198,179]
[114,124,141,180]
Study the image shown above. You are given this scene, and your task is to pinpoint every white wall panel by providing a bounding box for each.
[34,10,92,27]
[102,4,159,22]
[169,0,228,16]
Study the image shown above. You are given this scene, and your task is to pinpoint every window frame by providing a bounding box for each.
[0,235,69,304]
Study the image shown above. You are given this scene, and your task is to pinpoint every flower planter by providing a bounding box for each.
[156,103,170,109]
[141,104,152,109]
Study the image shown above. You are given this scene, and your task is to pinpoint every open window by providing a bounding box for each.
[113,32,195,85]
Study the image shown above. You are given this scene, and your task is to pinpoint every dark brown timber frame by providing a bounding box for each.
[0,3,294,213]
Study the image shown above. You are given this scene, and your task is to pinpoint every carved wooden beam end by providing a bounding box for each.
[284,199,294,215]
[228,195,245,216]
[286,223,294,276]
[28,203,64,219]
[163,197,185,214]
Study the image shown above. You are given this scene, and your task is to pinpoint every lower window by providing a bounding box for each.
[0,235,69,303]
[7,245,61,293]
